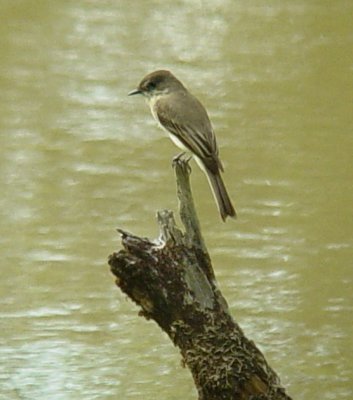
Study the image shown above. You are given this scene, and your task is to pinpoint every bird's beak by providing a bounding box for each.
[128,88,142,96]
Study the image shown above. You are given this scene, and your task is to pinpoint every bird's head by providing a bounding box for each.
[129,70,183,99]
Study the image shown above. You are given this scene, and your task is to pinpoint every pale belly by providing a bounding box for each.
[168,133,190,153]
[149,97,190,152]
[169,132,207,176]
[149,96,206,173]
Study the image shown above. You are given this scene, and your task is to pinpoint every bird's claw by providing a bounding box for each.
[172,152,192,173]
[172,152,186,163]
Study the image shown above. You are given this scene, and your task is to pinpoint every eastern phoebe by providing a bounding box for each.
[129,70,236,221]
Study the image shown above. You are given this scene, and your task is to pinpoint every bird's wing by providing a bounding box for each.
[156,99,223,173]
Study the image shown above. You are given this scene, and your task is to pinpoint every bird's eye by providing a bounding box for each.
[147,81,156,90]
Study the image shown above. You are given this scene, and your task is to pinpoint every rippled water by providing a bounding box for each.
[1,2,352,399]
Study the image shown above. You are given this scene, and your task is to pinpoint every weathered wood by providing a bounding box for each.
[108,159,292,400]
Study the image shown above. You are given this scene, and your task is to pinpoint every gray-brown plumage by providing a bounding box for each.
[129,70,236,221]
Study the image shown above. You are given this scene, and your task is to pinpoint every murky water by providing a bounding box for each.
[0,1,352,399]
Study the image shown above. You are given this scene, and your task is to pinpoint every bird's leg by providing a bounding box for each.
[172,152,192,174]
[184,154,192,163]
[172,151,186,163]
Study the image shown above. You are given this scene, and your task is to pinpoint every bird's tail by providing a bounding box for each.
[205,169,236,221]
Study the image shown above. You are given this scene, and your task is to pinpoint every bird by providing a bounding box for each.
[129,70,236,221]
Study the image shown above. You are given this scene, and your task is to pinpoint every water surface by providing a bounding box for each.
[0,1,352,399]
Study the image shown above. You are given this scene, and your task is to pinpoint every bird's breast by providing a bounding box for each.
[148,95,163,124]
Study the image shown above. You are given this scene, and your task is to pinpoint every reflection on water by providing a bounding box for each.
[0,1,352,399]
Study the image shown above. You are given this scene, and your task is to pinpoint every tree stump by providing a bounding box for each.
[108,159,292,400]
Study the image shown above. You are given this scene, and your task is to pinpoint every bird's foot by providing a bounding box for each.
[172,152,186,163]
[172,152,192,174]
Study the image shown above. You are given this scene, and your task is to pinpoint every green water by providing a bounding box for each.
[0,1,352,399]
